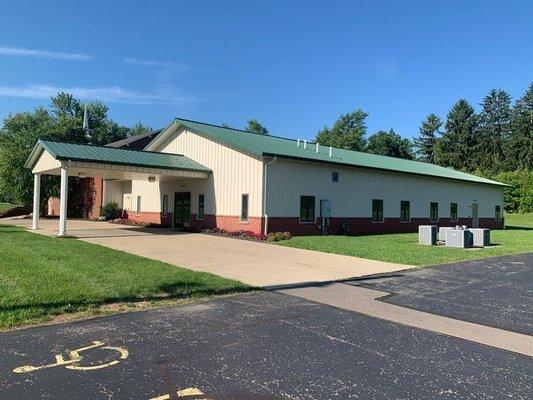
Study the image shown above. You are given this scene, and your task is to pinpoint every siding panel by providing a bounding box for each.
[267,159,503,219]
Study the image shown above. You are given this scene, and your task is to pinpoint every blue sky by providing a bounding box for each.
[0,1,531,141]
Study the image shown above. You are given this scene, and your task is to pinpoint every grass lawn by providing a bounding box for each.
[0,224,250,330]
[0,203,20,213]
[505,213,533,229]
[280,214,533,267]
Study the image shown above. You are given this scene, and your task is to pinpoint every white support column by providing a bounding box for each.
[32,173,41,230]
[58,164,69,236]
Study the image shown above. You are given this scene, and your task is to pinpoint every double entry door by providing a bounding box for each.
[173,192,191,228]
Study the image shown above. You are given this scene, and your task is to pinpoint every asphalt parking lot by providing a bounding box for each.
[0,254,531,399]
[351,252,532,335]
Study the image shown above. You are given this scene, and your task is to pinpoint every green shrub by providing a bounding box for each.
[494,170,533,213]
[267,231,292,242]
[101,201,120,220]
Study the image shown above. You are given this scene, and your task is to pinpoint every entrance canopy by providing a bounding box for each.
[25,139,210,236]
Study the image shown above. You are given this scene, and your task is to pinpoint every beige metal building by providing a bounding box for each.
[27,118,505,236]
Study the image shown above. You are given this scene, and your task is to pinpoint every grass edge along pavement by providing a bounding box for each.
[0,224,251,330]
[279,213,533,267]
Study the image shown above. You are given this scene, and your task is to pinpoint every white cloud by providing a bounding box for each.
[0,46,91,61]
[0,84,197,105]
[124,57,191,71]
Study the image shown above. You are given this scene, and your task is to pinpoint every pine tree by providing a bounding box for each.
[435,99,478,171]
[506,83,533,171]
[414,113,442,163]
[477,89,512,172]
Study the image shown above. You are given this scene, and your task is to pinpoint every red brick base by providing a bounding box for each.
[123,212,504,235]
[124,211,173,227]
[267,217,504,236]
[190,214,263,233]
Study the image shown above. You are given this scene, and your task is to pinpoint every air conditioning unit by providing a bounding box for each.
[438,227,454,242]
[446,229,473,248]
[419,225,437,245]
[469,228,490,247]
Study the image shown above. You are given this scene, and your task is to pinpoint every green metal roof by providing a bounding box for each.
[26,139,210,172]
[145,118,506,187]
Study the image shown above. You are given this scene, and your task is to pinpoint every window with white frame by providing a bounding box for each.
[198,194,205,220]
[162,195,168,215]
[136,196,141,215]
[450,203,458,222]
[430,202,439,222]
[372,199,384,222]
[241,194,249,221]
[300,196,315,223]
[400,201,410,222]
[495,205,501,221]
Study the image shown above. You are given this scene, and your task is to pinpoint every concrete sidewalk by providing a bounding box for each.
[1,218,415,287]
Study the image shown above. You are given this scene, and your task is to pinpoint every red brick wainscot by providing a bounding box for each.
[125,211,173,227]
[266,217,504,236]
[190,214,264,233]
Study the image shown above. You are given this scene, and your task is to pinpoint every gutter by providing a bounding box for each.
[262,156,278,235]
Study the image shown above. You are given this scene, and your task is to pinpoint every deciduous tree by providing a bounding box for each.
[315,109,368,151]
[366,129,413,159]
[246,119,269,135]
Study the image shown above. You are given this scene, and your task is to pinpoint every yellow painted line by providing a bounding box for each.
[149,387,207,400]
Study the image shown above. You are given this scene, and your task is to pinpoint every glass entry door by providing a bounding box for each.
[174,192,191,228]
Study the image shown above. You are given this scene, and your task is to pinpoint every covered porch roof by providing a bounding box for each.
[26,139,210,237]
[26,139,211,180]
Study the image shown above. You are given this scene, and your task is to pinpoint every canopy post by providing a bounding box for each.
[58,164,69,237]
[32,173,41,230]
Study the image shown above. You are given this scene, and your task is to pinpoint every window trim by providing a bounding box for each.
[197,194,205,220]
[240,193,249,222]
[299,195,316,224]
[430,202,439,222]
[400,200,411,223]
[162,194,168,216]
[495,205,501,222]
[371,199,384,223]
[136,195,141,215]
[450,202,458,222]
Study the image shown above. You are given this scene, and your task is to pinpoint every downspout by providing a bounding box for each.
[263,156,278,235]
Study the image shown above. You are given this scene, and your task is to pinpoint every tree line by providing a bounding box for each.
[0,93,152,206]
[1,86,531,213]
[249,84,532,213]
